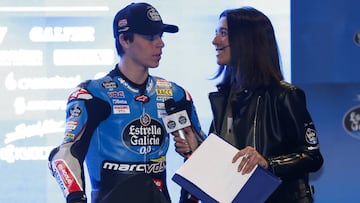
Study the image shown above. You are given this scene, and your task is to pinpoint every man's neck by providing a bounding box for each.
[117,60,149,85]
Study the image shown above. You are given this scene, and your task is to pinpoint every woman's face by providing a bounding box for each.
[212,16,230,65]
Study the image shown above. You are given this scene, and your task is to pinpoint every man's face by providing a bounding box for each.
[126,33,165,68]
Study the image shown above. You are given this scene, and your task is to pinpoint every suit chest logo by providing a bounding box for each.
[122,113,166,154]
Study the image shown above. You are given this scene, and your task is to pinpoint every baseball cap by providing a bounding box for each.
[113,2,179,38]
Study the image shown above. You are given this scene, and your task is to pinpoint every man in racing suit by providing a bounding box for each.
[48,3,205,203]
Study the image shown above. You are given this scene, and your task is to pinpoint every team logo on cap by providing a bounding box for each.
[118,19,129,32]
[147,7,162,21]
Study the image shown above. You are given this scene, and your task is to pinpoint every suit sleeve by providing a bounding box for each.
[48,86,110,203]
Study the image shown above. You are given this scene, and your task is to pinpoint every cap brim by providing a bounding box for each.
[163,24,179,33]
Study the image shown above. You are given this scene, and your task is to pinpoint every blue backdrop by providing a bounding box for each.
[292,0,360,202]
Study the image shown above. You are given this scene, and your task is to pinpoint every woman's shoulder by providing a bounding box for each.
[279,80,296,90]
[276,80,306,101]
[273,80,302,92]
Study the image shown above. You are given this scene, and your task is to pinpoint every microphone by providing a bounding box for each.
[162,98,192,156]
[163,100,200,202]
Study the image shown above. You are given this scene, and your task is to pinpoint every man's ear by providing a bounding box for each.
[119,33,130,48]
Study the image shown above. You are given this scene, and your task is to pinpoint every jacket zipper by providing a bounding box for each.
[253,96,261,150]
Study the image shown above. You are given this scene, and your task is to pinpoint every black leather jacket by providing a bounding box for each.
[209,81,323,203]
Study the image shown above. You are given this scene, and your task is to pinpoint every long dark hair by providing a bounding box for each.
[214,6,284,90]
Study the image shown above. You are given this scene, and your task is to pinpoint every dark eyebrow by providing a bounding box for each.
[216,27,228,33]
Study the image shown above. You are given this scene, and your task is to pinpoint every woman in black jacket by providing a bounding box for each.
[209,6,323,203]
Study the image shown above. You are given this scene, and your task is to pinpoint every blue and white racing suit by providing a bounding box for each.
[48,66,205,203]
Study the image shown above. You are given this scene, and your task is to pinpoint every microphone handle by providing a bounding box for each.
[178,129,186,140]
[178,129,192,157]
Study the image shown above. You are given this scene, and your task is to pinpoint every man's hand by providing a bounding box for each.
[172,126,199,157]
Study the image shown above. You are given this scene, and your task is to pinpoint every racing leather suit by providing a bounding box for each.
[48,66,205,203]
[208,81,323,203]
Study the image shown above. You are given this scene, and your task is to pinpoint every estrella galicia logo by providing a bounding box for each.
[343,105,360,140]
[122,113,166,154]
